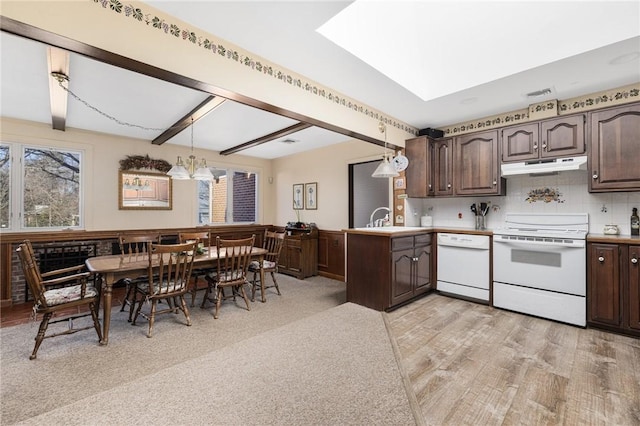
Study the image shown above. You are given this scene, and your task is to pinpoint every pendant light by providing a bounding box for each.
[372,122,399,178]
[167,118,214,180]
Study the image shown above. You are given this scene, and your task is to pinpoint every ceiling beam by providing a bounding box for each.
[152,96,226,145]
[220,122,312,156]
[46,46,69,131]
[1,16,399,150]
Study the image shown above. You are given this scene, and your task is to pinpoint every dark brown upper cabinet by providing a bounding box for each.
[405,136,434,198]
[501,114,585,163]
[589,102,640,192]
[454,130,505,196]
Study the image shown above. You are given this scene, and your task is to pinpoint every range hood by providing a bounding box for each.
[501,156,587,177]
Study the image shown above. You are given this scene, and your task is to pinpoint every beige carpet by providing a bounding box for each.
[1,275,416,425]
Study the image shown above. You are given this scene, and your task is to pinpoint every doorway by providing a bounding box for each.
[349,161,389,228]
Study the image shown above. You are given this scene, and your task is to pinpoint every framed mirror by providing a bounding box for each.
[119,171,172,210]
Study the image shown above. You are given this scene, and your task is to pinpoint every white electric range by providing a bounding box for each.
[492,213,589,326]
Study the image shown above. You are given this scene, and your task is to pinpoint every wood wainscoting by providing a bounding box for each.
[318,230,345,282]
[0,224,269,307]
[2,225,346,307]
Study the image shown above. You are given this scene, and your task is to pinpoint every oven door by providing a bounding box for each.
[493,235,586,296]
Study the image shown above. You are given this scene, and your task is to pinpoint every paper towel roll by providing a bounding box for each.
[420,215,433,227]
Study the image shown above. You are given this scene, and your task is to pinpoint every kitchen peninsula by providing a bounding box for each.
[345,227,434,311]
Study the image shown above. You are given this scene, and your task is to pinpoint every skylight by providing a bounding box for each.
[317,1,640,102]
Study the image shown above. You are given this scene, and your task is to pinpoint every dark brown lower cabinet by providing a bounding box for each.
[588,242,640,337]
[390,234,431,307]
[278,229,318,280]
[346,231,432,311]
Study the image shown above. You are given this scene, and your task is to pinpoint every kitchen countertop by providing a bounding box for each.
[587,233,640,244]
[344,226,431,236]
[343,226,493,236]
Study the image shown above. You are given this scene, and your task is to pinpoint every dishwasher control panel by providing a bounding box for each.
[437,233,490,250]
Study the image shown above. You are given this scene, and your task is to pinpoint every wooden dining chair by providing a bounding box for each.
[117,232,161,321]
[16,240,102,359]
[249,230,285,302]
[131,241,197,337]
[201,235,255,319]
[178,231,213,306]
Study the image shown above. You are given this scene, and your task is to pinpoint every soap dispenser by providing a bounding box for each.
[632,207,639,236]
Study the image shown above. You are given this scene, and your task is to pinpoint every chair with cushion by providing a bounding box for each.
[249,230,285,302]
[117,233,161,321]
[16,240,102,360]
[178,231,213,306]
[131,241,197,338]
[201,235,255,319]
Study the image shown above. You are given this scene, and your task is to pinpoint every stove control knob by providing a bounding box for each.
[598,256,605,263]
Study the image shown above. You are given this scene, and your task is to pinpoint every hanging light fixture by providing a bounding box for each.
[372,122,399,178]
[167,118,214,181]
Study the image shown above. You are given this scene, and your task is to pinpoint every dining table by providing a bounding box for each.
[85,245,268,345]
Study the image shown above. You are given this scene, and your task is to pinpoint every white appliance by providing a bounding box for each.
[437,233,490,302]
[500,155,587,177]
[493,213,588,326]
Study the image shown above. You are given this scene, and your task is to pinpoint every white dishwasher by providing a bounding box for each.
[437,233,490,302]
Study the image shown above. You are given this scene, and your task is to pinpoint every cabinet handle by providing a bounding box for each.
[533,144,538,151]
[592,172,599,180]
[493,180,497,185]
[598,256,605,263]
[428,184,432,189]
[447,183,451,188]
[632,257,638,264]
[542,142,547,151]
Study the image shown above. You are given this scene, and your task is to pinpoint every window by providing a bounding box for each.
[197,169,257,224]
[0,145,10,229]
[0,143,83,231]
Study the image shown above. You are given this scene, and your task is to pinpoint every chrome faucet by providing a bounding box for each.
[368,206,391,227]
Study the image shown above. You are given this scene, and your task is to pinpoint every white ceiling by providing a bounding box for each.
[1,1,639,160]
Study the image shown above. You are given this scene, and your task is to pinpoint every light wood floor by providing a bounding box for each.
[385,294,640,426]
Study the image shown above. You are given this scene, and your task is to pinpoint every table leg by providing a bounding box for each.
[100,273,114,345]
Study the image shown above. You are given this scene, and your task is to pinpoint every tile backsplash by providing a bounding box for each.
[405,170,640,235]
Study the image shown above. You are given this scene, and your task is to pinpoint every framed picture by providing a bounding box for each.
[394,177,406,190]
[119,170,172,210]
[293,183,304,210]
[304,182,317,210]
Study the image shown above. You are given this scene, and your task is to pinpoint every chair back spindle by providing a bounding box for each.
[178,231,213,306]
[148,242,196,297]
[216,235,255,286]
[17,241,47,308]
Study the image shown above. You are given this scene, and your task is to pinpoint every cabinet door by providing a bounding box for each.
[588,244,621,327]
[288,241,302,273]
[454,130,502,195]
[405,136,433,197]
[501,123,539,162]
[413,244,431,293]
[391,247,414,306]
[629,245,640,331]
[281,239,302,274]
[433,139,453,196]
[541,114,585,158]
[590,103,640,191]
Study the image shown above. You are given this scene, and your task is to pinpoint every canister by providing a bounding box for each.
[420,215,433,227]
